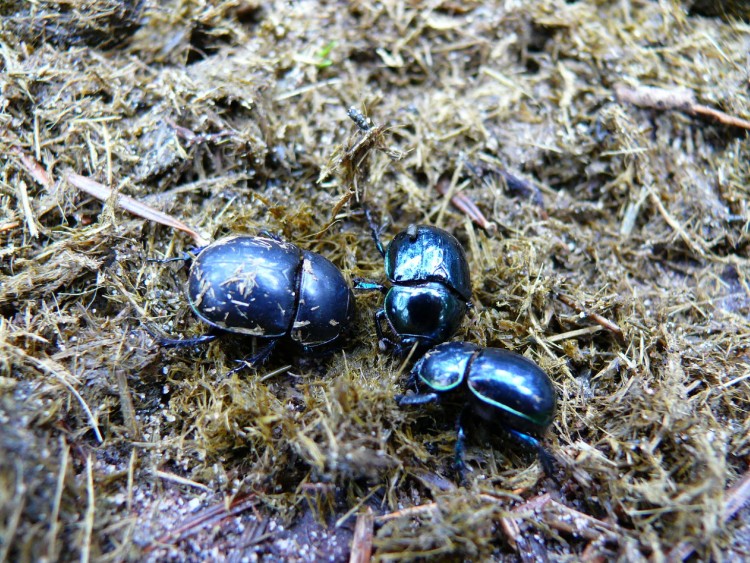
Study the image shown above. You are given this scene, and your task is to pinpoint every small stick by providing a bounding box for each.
[556,293,625,341]
[499,514,521,551]
[434,175,498,234]
[349,508,374,563]
[81,455,96,563]
[154,469,211,492]
[375,502,437,523]
[0,220,21,232]
[614,83,750,131]
[45,438,68,561]
[511,494,624,541]
[66,172,209,247]
[145,493,258,552]
[648,189,707,257]
[13,146,54,189]
[16,179,40,237]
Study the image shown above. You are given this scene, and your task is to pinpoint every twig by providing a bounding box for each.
[165,117,236,147]
[154,469,211,492]
[45,438,68,561]
[470,156,548,212]
[16,180,40,237]
[375,502,438,523]
[349,508,374,563]
[13,146,54,189]
[82,455,95,563]
[614,83,750,131]
[12,347,105,444]
[648,189,707,257]
[145,493,258,552]
[113,334,140,440]
[555,293,625,341]
[498,513,521,551]
[0,220,21,232]
[511,494,624,542]
[66,172,209,247]
[434,175,498,234]
[317,106,400,189]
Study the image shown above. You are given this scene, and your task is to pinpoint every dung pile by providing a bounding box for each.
[1,0,748,560]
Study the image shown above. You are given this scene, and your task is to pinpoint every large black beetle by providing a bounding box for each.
[160,234,355,364]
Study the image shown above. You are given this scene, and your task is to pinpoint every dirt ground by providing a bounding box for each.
[1,0,750,561]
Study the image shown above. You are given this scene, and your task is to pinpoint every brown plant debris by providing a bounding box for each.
[1,0,749,561]
[615,83,750,131]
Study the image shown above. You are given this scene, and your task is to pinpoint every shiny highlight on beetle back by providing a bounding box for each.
[411,342,556,436]
[187,235,354,350]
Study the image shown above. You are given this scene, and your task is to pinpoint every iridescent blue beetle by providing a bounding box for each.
[356,214,472,353]
[399,342,557,476]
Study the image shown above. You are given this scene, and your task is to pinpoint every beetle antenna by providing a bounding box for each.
[363,205,386,257]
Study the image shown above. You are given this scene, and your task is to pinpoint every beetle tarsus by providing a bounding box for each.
[257,229,283,242]
[507,428,559,483]
[396,391,440,406]
[158,334,219,348]
[353,278,387,294]
[363,207,387,257]
[224,339,279,375]
[147,250,197,264]
[454,408,470,483]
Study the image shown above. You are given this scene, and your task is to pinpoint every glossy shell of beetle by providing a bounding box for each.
[292,250,355,346]
[187,235,354,347]
[413,342,557,436]
[384,225,471,300]
[469,347,556,435]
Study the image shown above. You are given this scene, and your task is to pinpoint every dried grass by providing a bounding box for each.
[1,0,749,560]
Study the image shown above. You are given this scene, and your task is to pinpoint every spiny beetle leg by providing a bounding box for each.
[373,309,400,351]
[225,339,278,376]
[454,408,469,484]
[148,244,203,264]
[159,333,219,348]
[396,391,440,406]
[147,250,197,264]
[257,230,283,242]
[507,428,559,484]
[364,206,386,257]
[353,278,387,294]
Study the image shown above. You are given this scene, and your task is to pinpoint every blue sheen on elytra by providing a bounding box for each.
[411,342,556,436]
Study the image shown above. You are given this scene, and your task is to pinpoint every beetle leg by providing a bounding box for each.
[364,206,386,257]
[146,250,197,264]
[353,278,387,294]
[396,392,440,406]
[454,407,469,481]
[157,333,219,348]
[257,230,283,242]
[506,428,560,484]
[226,339,279,375]
[373,309,399,350]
